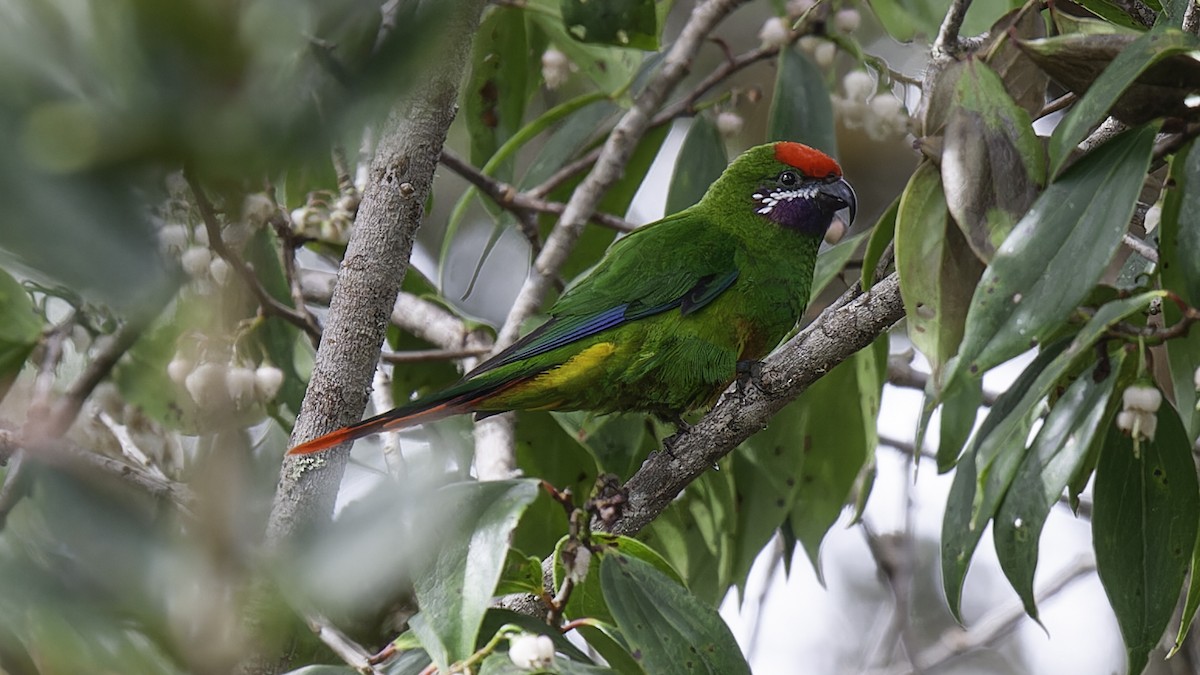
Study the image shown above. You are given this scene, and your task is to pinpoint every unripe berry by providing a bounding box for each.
[158,223,190,252]
[843,70,875,102]
[508,633,555,670]
[209,257,232,286]
[813,41,837,68]
[226,366,258,409]
[787,0,816,18]
[716,111,744,138]
[1122,385,1162,413]
[185,362,227,406]
[834,8,861,33]
[168,356,193,385]
[255,364,285,401]
[181,246,212,279]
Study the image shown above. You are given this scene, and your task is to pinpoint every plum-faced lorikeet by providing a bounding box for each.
[288,141,855,455]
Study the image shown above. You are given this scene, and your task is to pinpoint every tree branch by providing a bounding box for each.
[605,272,905,536]
[932,0,974,59]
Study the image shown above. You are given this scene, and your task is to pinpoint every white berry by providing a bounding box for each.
[813,41,837,68]
[225,366,258,409]
[1143,202,1162,234]
[716,111,744,138]
[834,8,861,33]
[158,223,190,252]
[255,365,285,401]
[509,633,555,671]
[242,193,275,226]
[1122,385,1163,413]
[843,70,875,102]
[168,356,193,385]
[787,0,816,18]
[181,246,213,279]
[185,362,227,406]
[209,257,232,286]
[758,17,791,49]
[541,48,571,90]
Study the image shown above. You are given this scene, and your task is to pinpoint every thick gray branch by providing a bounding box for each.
[265,0,487,545]
[607,273,905,536]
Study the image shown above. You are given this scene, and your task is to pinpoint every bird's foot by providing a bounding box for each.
[660,414,693,459]
[735,359,765,396]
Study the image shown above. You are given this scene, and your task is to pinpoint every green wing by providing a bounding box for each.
[468,209,738,377]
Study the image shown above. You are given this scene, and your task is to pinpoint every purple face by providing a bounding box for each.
[751,185,830,237]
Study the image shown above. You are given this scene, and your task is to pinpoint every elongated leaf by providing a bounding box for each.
[935,376,982,470]
[666,116,727,215]
[556,533,683,625]
[789,339,885,578]
[942,60,1044,262]
[1161,142,1200,440]
[947,123,1156,384]
[639,466,736,606]
[528,6,641,94]
[768,48,836,157]
[982,7,1048,118]
[895,162,984,383]
[512,412,600,559]
[411,480,540,671]
[1043,27,1200,176]
[860,196,898,291]
[552,411,652,477]
[1094,408,1199,675]
[810,230,868,302]
[601,553,750,675]
[559,0,658,50]
[0,269,40,401]
[465,7,531,175]
[995,354,1123,621]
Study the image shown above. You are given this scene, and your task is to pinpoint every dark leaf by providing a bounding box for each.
[769,48,836,157]
[665,116,728,215]
[559,0,658,50]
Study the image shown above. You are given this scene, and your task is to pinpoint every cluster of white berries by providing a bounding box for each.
[833,70,909,141]
[158,180,276,290]
[508,633,556,671]
[290,191,359,244]
[1117,384,1162,442]
[168,355,284,412]
[541,47,572,90]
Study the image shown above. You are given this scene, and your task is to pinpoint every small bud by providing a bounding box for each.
[758,16,791,49]
[1143,202,1162,234]
[834,8,861,33]
[226,366,258,409]
[168,356,194,385]
[715,111,744,138]
[787,0,816,19]
[242,193,275,227]
[541,48,571,90]
[209,257,232,285]
[842,70,875,102]
[255,365,285,401]
[813,41,837,68]
[185,362,228,406]
[181,246,213,279]
[509,633,555,671]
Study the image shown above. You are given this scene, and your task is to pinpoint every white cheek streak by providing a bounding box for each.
[751,186,817,217]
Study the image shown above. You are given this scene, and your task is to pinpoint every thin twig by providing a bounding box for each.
[1185,0,1200,34]
[303,612,379,674]
[1122,232,1159,264]
[932,0,974,59]
[1036,93,1076,120]
[382,346,492,363]
[1111,0,1158,27]
[185,171,324,341]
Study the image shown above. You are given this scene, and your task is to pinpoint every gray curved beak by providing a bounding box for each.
[819,177,857,226]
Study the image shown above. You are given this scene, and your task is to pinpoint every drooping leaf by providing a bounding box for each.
[947,123,1156,384]
[810,231,868,301]
[552,411,653,478]
[528,4,642,95]
[1161,142,1200,440]
[982,7,1049,118]
[639,465,736,606]
[1032,27,1200,175]
[859,196,898,291]
[556,533,683,625]
[601,553,751,675]
[789,338,886,578]
[0,269,40,401]
[559,0,658,50]
[895,162,984,383]
[1094,408,1199,675]
[410,480,540,671]
[942,291,1163,617]
[936,376,982,470]
[994,354,1123,621]
[665,116,728,215]
[768,47,836,157]
[511,412,600,559]
[465,7,533,176]
[942,60,1045,262]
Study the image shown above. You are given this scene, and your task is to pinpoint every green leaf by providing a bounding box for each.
[639,466,736,606]
[551,411,652,477]
[559,0,658,50]
[768,47,836,157]
[1043,27,1200,176]
[665,116,727,215]
[528,5,641,94]
[982,7,1049,118]
[895,162,984,383]
[789,339,885,578]
[935,376,982,471]
[1161,142,1200,440]
[810,231,868,301]
[243,227,306,416]
[948,123,1156,383]
[601,553,750,674]
[860,196,898,291]
[465,7,533,175]
[865,0,918,42]
[942,60,1045,262]
[994,354,1123,621]
[942,291,1163,617]
[556,533,684,625]
[1094,408,1199,675]
[512,412,599,559]
[410,479,540,671]
[575,620,647,675]
[0,269,40,400]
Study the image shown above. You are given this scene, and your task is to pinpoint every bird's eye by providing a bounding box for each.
[778,171,799,186]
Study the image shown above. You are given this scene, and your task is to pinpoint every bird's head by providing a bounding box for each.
[705,141,857,237]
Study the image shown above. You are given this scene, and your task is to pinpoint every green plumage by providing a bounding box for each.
[289,141,855,455]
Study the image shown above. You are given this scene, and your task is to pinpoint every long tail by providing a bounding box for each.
[286,380,520,456]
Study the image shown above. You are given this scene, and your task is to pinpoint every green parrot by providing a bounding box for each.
[288,141,855,455]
